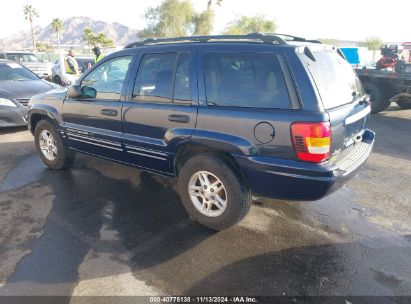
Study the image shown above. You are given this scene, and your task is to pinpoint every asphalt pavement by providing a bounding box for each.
[0,106,410,301]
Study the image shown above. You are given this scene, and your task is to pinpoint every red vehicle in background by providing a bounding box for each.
[376,45,399,70]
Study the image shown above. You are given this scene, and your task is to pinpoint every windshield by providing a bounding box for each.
[0,63,40,81]
[6,53,41,63]
[299,50,365,109]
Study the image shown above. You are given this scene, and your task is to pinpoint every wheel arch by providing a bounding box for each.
[28,106,62,134]
[173,143,248,188]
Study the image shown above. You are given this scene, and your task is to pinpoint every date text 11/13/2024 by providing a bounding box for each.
[149,297,258,303]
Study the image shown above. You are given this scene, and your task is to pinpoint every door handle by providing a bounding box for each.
[168,114,190,123]
[101,109,118,116]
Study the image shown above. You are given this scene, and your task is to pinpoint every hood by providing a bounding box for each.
[0,80,58,100]
[29,87,68,108]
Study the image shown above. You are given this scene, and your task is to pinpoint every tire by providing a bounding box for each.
[396,101,411,110]
[363,81,391,114]
[178,153,251,230]
[375,61,382,70]
[53,75,62,85]
[34,119,75,170]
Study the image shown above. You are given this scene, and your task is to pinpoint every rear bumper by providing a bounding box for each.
[235,129,375,201]
[0,107,28,127]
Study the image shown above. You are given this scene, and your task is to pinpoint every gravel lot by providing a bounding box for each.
[0,106,410,299]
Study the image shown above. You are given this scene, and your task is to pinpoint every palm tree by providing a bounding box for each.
[23,4,39,49]
[51,18,63,49]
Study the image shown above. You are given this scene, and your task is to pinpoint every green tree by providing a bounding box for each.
[83,28,114,53]
[224,15,276,35]
[51,18,63,49]
[23,4,39,49]
[360,36,383,60]
[192,7,214,35]
[139,0,224,39]
[83,28,97,53]
[192,0,223,35]
[35,42,52,52]
[140,0,194,38]
[360,36,382,50]
[96,33,114,47]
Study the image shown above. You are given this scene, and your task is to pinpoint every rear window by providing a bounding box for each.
[204,52,291,109]
[299,50,364,109]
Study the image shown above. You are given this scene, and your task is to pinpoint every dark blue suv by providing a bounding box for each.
[27,34,375,230]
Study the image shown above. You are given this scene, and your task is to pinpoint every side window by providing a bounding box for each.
[174,53,191,103]
[0,54,6,59]
[81,56,132,100]
[204,52,291,109]
[133,53,176,103]
[132,52,192,104]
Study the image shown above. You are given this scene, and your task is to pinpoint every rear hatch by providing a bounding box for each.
[298,46,370,159]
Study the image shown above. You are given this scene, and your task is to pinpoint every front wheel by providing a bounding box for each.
[34,120,75,170]
[178,154,251,230]
[53,75,62,85]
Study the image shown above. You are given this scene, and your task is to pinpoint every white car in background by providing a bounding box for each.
[51,56,94,85]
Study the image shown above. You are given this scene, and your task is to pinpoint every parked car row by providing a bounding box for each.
[0,50,94,84]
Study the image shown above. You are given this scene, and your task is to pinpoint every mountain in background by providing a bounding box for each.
[0,17,138,50]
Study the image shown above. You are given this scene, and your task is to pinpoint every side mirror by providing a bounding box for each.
[67,84,81,98]
[81,86,97,99]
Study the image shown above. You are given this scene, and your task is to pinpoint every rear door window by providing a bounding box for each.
[133,53,176,103]
[132,52,192,104]
[299,50,365,109]
[203,52,291,109]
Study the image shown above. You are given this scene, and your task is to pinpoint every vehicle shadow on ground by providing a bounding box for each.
[184,236,411,296]
[0,126,27,135]
[0,153,214,294]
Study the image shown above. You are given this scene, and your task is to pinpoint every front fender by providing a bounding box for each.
[28,105,63,132]
[28,88,67,132]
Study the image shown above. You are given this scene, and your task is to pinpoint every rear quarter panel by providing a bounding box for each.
[195,44,328,160]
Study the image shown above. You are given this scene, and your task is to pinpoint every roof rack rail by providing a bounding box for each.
[124,33,288,48]
[124,33,321,49]
[249,32,323,44]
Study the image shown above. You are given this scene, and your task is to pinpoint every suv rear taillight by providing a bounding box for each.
[291,122,331,163]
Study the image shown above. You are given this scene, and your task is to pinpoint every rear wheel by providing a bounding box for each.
[363,81,391,113]
[178,153,251,230]
[34,120,75,170]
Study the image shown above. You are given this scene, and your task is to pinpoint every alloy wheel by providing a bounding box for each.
[188,171,228,217]
[39,130,57,161]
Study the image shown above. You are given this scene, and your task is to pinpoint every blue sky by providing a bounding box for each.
[2,0,410,42]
